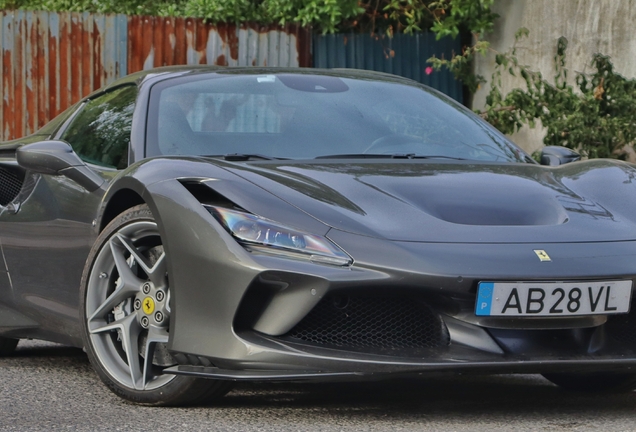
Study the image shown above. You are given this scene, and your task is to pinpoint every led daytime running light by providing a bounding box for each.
[205,206,352,266]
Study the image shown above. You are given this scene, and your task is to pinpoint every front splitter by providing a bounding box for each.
[163,358,636,382]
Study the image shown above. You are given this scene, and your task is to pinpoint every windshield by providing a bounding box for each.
[146,72,529,163]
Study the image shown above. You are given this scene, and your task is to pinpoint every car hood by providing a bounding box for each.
[221,159,636,243]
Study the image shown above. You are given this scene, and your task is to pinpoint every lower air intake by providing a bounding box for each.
[606,307,636,345]
[284,294,450,350]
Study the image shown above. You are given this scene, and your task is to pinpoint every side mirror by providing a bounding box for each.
[17,140,105,192]
[540,146,581,166]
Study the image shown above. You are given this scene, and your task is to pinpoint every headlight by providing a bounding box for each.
[205,206,352,266]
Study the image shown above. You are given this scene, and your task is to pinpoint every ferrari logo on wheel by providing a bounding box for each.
[534,250,551,262]
[142,297,155,314]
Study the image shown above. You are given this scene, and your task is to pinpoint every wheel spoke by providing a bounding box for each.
[116,234,152,273]
[115,233,167,288]
[90,313,144,390]
[87,237,145,323]
[110,235,145,288]
[147,251,167,288]
[142,326,169,389]
[88,281,138,323]
[89,312,134,335]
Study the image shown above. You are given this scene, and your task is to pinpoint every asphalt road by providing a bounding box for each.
[2,340,636,431]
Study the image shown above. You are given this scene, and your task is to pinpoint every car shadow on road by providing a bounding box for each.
[6,340,636,421]
[216,374,636,419]
[10,342,86,359]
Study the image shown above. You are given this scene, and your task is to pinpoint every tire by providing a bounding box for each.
[542,372,636,393]
[0,337,18,355]
[80,204,232,406]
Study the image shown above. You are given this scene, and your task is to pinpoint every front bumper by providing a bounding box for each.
[149,180,636,379]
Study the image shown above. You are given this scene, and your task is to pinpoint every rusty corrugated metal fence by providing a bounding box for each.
[1,11,127,141]
[127,16,310,71]
[0,10,310,141]
[2,10,464,142]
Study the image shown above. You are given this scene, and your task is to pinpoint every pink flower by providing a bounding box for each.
[425,67,434,75]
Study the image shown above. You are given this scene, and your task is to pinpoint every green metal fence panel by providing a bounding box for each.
[313,33,463,103]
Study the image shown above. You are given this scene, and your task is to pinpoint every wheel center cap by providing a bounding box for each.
[142,297,155,315]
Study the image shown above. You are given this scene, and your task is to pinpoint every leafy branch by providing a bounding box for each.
[480,30,636,160]
[3,0,498,37]
[410,0,498,93]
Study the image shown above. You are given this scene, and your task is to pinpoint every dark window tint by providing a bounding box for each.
[62,86,137,169]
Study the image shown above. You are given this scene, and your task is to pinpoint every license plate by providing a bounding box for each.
[476,280,632,317]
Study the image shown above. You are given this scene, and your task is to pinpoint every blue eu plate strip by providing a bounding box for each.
[476,282,494,316]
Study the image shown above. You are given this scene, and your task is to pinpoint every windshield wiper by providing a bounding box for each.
[407,155,467,160]
[224,153,279,161]
[202,154,288,161]
[315,153,411,159]
[315,153,466,160]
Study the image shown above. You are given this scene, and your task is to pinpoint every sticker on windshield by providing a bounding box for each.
[257,75,276,83]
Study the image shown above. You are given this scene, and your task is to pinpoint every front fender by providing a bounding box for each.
[98,157,329,237]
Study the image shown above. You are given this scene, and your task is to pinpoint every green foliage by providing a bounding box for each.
[337,0,497,36]
[182,0,265,23]
[1,0,187,15]
[266,0,364,31]
[1,0,364,33]
[2,0,494,37]
[480,33,636,160]
[428,0,497,38]
[417,0,498,93]
[428,38,489,94]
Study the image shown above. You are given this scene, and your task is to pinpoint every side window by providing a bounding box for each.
[61,85,137,169]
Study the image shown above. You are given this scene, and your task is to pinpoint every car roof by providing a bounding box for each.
[104,65,418,92]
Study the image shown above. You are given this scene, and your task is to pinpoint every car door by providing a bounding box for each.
[0,85,137,345]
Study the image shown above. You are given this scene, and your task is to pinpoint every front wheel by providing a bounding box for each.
[80,204,231,406]
[542,372,636,393]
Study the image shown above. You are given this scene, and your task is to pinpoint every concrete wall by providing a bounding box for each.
[473,0,636,154]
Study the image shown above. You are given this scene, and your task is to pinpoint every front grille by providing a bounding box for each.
[283,294,450,351]
[0,167,23,206]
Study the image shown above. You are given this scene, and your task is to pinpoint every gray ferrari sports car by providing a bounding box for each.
[1,66,636,405]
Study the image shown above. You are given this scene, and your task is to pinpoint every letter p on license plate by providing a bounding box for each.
[475,280,632,317]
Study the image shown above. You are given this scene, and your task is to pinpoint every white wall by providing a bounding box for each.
[473,0,636,154]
